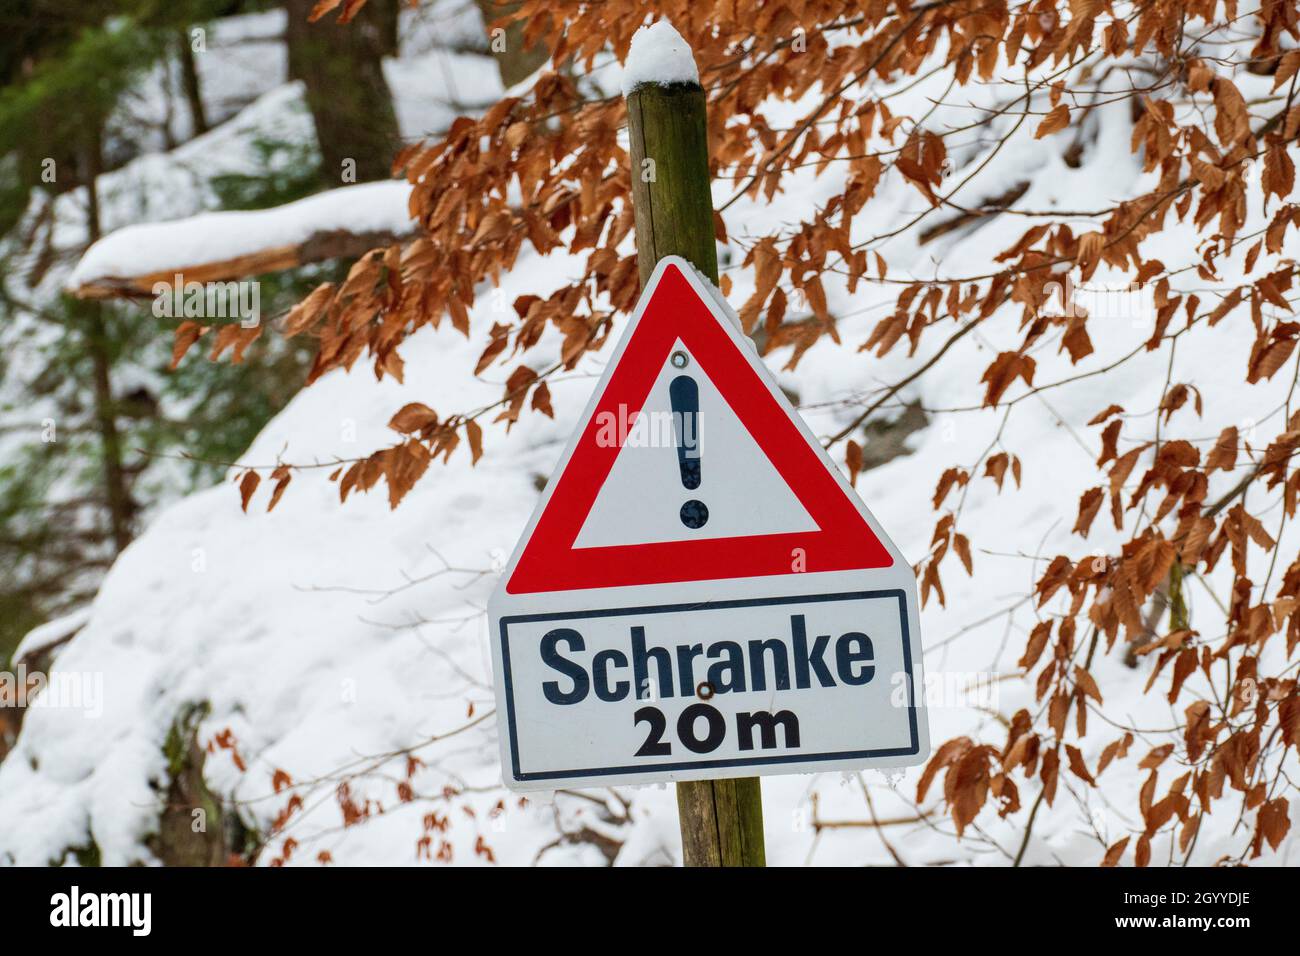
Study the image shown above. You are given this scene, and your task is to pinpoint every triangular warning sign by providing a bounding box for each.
[507,257,894,594]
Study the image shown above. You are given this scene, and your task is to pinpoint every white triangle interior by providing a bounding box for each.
[574,340,818,548]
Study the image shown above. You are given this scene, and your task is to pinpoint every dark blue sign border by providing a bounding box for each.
[499,589,919,782]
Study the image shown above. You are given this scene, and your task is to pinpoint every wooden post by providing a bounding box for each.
[626,79,767,868]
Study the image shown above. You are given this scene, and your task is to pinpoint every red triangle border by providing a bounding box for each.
[507,262,892,594]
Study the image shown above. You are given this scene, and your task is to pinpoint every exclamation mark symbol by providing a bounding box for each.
[670,364,708,529]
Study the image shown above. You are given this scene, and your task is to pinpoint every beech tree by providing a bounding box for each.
[182,0,1300,864]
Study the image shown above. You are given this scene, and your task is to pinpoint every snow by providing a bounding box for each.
[11,608,92,665]
[68,181,415,287]
[621,20,699,96]
[199,11,290,123]
[2,10,1298,868]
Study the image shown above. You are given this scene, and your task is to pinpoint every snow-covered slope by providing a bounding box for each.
[2,15,1297,866]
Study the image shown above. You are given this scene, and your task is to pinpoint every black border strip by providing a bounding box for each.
[499,589,918,782]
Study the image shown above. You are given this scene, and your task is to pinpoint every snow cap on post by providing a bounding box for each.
[621,19,700,97]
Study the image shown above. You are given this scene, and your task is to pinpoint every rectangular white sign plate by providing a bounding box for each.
[497,589,922,787]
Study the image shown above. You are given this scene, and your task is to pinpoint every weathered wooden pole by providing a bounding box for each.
[626,73,767,868]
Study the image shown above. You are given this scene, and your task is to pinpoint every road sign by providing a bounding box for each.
[488,256,929,790]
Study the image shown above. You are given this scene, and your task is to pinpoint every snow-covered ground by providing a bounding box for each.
[1,9,1297,866]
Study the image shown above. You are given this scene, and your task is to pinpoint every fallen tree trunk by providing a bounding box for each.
[67,180,416,300]
[71,227,412,300]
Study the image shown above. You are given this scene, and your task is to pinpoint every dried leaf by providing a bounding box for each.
[1100,836,1130,867]
[238,470,261,513]
[1035,104,1070,139]
[846,440,863,486]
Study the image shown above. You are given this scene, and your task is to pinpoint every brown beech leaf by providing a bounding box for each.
[896,128,947,205]
[1258,798,1291,853]
[170,322,204,369]
[1074,487,1104,537]
[1213,78,1250,147]
[1019,620,1052,671]
[1074,666,1104,703]
[1135,833,1152,867]
[283,282,335,336]
[1139,743,1174,770]
[917,737,971,803]
[1062,315,1093,363]
[1035,555,1073,607]
[985,452,1010,489]
[389,402,438,435]
[1088,404,1125,426]
[1035,104,1070,138]
[530,381,554,418]
[1100,836,1130,867]
[1206,426,1238,473]
[1274,50,1300,91]
[307,0,343,23]
[1263,142,1296,203]
[846,440,863,486]
[980,353,1036,406]
[953,533,973,575]
[238,470,261,513]
[267,467,292,513]
[932,467,968,509]
[465,419,484,465]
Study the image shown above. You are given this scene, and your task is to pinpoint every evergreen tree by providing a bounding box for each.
[0,8,329,662]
